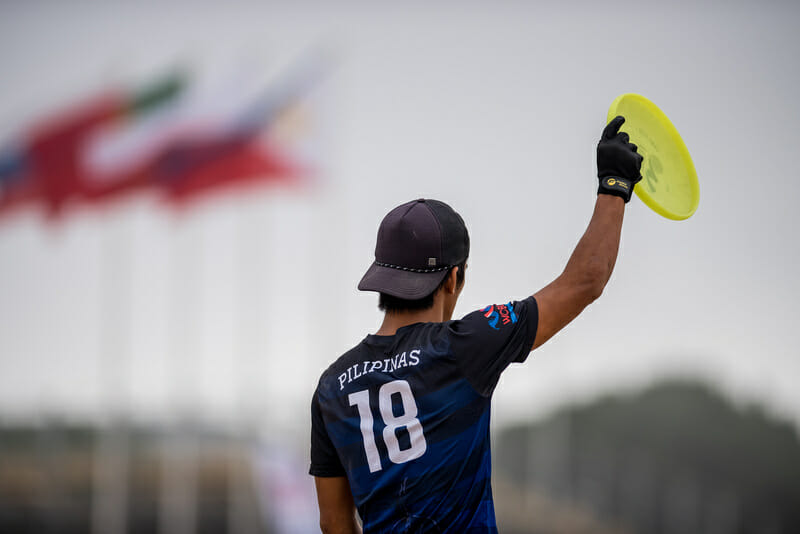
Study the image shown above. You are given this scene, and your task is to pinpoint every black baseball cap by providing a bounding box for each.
[358,199,470,299]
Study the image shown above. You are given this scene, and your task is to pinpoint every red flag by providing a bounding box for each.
[27,93,126,215]
[161,138,302,202]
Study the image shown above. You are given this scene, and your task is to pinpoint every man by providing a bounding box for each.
[310,116,643,533]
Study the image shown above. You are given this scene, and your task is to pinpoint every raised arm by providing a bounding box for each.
[532,116,643,349]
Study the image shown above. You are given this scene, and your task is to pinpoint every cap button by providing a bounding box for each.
[416,198,426,203]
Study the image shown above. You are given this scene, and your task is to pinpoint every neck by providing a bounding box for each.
[375,300,446,336]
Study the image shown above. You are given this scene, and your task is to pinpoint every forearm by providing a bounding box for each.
[560,194,625,300]
[532,194,625,349]
[315,476,362,534]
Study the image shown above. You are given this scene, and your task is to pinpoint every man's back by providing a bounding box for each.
[311,298,538,532]
[311,120,643,533]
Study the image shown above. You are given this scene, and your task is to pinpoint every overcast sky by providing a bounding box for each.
[1,2,798,443]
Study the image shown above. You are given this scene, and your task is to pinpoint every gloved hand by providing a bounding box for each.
[597,115,643,202]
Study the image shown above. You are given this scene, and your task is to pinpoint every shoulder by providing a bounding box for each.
[449,297,537,335]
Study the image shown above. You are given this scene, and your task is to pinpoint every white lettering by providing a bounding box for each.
[336,349,424,389]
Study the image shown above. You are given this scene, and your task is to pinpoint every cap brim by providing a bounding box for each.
[358,261,449,300]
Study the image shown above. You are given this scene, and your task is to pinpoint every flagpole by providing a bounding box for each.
[91,209,131,534]
[159,213,199,534]
[228,193,269,534]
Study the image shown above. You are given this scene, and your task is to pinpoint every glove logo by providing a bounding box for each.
[482,302,518,330]
[606,178,629,190]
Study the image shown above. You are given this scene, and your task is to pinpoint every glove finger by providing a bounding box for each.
[628,142,638,153]
[602,115,625,140]
[618,132,630,144]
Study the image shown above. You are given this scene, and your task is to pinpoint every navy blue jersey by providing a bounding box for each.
[310,297,538,533]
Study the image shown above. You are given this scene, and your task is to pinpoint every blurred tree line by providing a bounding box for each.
[2,380,799,533]
[494,380,800,534]
[0,422,265,534]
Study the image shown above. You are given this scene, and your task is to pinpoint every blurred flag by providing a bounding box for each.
[0,75,184,218]
[0,51,329,221]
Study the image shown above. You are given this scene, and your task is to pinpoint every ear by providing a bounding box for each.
[444,266,459,294]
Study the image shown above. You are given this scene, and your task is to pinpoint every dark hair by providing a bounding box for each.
[378,261,466,313]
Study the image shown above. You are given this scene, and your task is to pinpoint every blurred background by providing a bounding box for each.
[1,2,799,533]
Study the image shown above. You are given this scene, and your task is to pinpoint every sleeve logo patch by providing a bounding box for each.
[481,302,518,330]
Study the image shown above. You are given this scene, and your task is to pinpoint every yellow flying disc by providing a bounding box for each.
[607,94,699,220]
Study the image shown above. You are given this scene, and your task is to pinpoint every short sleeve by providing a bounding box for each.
[309,388,346,477]
[448,296,538,397]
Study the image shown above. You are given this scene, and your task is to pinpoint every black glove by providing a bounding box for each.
[597,115,643,202]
